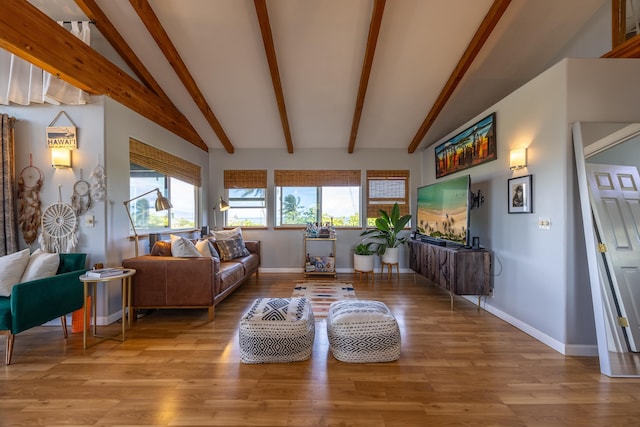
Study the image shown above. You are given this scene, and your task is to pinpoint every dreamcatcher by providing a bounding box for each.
[39,185,78,253]
[17,156,43,244]
[89,156,106,202]
[71,169,91,216]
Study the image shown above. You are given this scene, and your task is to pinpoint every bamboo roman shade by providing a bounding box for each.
[274,170,360,187]
[224,170,267,189]
[129,138,201,187]
[366,170,410,218]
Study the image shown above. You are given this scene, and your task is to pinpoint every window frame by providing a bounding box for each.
[274,170,361,228]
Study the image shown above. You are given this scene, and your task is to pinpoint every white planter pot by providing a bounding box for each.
[354,254,375,272]
[381,247,399,264]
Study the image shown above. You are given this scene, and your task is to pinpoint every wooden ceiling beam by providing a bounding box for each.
[254,0,294,154]
[602,34,640,57]
[74,0,170,102]
[407,0,511,153]
[129,0,235,154]
[348,0,386,154]
[0,0,207,151]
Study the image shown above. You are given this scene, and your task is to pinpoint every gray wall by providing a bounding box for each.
[422,58,640,356]
[211,148,422,272]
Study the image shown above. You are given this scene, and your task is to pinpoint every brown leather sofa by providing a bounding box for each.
[122,240,260,321]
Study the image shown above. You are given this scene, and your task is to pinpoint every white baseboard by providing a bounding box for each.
[258,267,414,274]
[462,295,598,357]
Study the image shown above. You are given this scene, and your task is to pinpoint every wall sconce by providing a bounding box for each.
[51,147,72,168]
[213,196,230,230]
[509,147,527,170]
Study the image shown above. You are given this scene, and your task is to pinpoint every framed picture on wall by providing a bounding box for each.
[434,112,497,178]
[508,174,533,214]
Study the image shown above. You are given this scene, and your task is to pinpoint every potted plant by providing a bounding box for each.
[360,202,412,264]
[353,241,376,273]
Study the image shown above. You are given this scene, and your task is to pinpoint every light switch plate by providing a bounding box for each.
[538,217,551,229]
[85,215,95,227]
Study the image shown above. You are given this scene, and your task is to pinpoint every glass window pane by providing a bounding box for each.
[170,178,195,229]
[277,187,317,226]
[130,164,197,232]
[129,176,169,230]
[321,186,360,226]
[227,188,266,227]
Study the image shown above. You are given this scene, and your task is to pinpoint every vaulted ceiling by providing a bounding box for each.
[0,0,622,154]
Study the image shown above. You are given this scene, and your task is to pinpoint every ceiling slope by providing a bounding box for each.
[129,0,235,153]
[19,0,620,153]
[0,0,208,151]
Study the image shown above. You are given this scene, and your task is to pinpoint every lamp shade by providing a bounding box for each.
[51,148,71,168]
[219,196,230,212]
[155,191,173,211]
[509,147,527,170]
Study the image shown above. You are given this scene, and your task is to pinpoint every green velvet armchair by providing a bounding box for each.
[0,253,87,364]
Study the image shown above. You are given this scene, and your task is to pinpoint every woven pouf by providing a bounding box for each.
[239,297,315,364]
[327,300,400,363]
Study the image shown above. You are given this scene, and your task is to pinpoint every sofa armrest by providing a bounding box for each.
[10,269,87,333]
[244,240,260,256]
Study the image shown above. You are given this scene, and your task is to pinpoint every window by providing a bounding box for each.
[224,170,267,227]
[129,138,201,233]
[366,170,410,226]
[274,170,360,227]
[129,166,196,230]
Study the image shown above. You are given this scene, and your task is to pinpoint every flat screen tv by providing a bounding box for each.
[416,175,470,246]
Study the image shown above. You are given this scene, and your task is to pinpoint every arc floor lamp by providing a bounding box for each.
[124,188,172,256]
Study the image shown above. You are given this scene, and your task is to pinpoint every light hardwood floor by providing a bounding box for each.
[1,273,639,426]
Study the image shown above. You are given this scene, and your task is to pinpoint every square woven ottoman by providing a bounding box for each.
[327,300,401,363]
[239,297,315,364]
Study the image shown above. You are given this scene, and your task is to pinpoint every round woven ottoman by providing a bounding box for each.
[327,300,400,363]
[239,297,315,364]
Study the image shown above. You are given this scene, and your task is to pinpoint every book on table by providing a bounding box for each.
[85,268,127,278]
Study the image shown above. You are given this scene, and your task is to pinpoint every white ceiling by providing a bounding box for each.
[27,0,609,152]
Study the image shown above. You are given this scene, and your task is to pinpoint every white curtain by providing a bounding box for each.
[0,21,90,106]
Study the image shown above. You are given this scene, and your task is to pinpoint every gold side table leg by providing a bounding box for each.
[93,282,98,337]
[121,279,126,341]
[83,283,88,349]
[127,276,132,328]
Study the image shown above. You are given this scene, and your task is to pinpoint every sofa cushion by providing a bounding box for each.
[0,249,30,297]
[20,249,60,283]
[212,226,243,240]
[218,262,245,292]
[170,235,203,257]
[216,237,250,261]
[235,253,260,273]
[195,239,219,258]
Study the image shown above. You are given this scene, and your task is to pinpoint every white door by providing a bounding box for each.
[586,163,640,352]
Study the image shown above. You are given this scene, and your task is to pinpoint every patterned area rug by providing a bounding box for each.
[292,281,357,319]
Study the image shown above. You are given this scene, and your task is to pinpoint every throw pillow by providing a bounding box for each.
[0,248,31,297]
[195,239,219,258]
[212,227,243,241]
[20,249,60,282]
[150,240,172,256]
[216,236,250,261]
[170,235,203,257]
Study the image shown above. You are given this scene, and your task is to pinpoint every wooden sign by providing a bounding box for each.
[46,126,77,149]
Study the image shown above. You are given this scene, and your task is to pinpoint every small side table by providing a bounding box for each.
[78,268,136,349]
[380,262,399,280]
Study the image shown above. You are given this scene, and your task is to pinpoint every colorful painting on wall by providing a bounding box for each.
[434,113,497,178]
